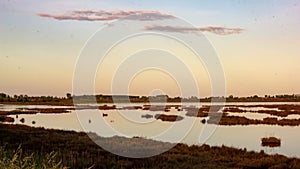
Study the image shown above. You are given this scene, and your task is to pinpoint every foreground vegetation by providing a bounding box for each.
[1,124,300,168]
[0,146,67,169]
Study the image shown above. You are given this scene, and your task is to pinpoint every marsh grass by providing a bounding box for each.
[1,124,300,168]
[0,145,67,169]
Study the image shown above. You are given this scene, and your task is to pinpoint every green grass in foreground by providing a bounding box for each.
[1,123,300,169]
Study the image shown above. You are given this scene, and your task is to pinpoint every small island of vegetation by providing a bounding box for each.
[261,137,281,147]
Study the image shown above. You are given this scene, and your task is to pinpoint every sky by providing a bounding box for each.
[1,0,300,97]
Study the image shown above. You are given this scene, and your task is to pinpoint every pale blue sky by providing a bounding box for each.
[1,0,300,97]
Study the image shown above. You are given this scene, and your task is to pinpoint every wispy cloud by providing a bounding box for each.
[37,10,175,21]
[144,25,244,35]
[199,26,244,35]
[37,10,244,36]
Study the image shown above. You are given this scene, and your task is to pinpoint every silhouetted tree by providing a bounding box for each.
[66,93,72,99]
[0,93,7,98]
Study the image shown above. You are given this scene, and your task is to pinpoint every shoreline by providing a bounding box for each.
[1,123,300,168]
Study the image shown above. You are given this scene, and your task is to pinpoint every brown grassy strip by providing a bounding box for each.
[223,107,247,113]
[235,104,300,111]
[225,105,300,117]
[142,105,182,112]
[0,110,37,115]
[185,105,224,117]
[154,114,184,122]
[98,105,117,110]
[208,116,300,126]
[0,108,72,116]
[119,106,143,110]
[0,116,14,123]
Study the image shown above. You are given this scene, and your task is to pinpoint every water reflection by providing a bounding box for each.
[1,102,300,158]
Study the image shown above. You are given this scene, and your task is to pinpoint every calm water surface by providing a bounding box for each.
[1,102,300,158]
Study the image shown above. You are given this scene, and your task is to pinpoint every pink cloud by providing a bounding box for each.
[144,25,244,35]
[37,10,175,21]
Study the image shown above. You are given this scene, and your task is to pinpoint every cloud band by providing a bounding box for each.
[144,25,244,35]
[37,10,175,21]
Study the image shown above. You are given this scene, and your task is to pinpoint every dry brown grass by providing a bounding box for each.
[1,123,300,168]
[0,145,67,169]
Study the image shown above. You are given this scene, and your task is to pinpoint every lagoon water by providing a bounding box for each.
[1,102,300,158]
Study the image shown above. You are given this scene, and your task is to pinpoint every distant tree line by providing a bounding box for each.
[0,93,66,103]
[1,92,300,104]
